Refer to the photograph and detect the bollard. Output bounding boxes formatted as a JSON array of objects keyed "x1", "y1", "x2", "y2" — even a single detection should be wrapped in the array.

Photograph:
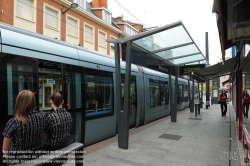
[
  {"x1": 211, "y1": 98, "x2": 213, "y2": 105},
  {"x1": 195, "y1": 104, "x2": 198, "y2": 117},
  {"x1": 198, "y1": 103, "x2": 200, "y2": 115}
]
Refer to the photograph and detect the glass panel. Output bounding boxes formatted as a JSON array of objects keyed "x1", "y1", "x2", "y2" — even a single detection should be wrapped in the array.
[
  {"x1": 121, "y1": 76, "x2": 137, "y2": 128},
  {"x1": 170, "y1": 54, "x2": 205, "y2": 65},
  {"x1": 63, "y1": 64, "x2": 83, "y2": 142},
  {"x1": 16, "y1": 0, "x2": 33, "y2": 21},
  {"x1": 85, "y1": 25, "x2": 93, "y2": 43},
  {"x1": 149, "y1": 79, "x2": 169, "y2": 108},
  {"x1": 85, "y1": 69, "x2": 113, "y2": 118},
  {"x1": 185, "y1": 62, "x2": 198, "y2": 65},
  {"x1": 45, "y1": 7, "x2": 58, "y2": 29},
  {"x1": 155, "y1": 44, "x2": 199, "y2": 59},
  {"x1": 67, "y1": 17, "x2": 77, "y2": 37},
  {"x1": 98, "y1": 31, "x2": 106, "y2": 47},
  {"x1": 38, "y1": 60, "x2": 62, "y2": 112},
  {"x1": 133, "y1": 25, "x2": 192, "y2": 52},
  {"x1": 0, "y1": 54, "x2": 37, "y2": 116}
]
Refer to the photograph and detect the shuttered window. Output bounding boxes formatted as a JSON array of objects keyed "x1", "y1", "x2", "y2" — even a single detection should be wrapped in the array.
[
  {"x1": 85, "y1": 25, "x2": 93, "y2": 42},
  {"x1": 67, "y1": 17, "x2": 77, "y2": 37},
  {"x1": 45, "y1": 7, "x2": 58, "y2": 30},
  {"x1": 98, "y1": 31, "x2": 106, "y2": 48},
  {"x1": 16, "y1": 0, "x2": 33, "y2": 21}
]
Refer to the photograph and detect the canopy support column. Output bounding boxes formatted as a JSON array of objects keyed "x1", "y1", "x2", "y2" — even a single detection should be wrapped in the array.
[
  {"x1": 118, "y1": 41, "x2": 132, "y2": 149},
  {"x1": 171, "y1": 66, "x2": 178, "y2": 122}
]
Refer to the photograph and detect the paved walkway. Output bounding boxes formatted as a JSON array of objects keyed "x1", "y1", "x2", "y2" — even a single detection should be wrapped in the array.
[{"x1": 83, "y1": 103, "x2": 241, "y2": 166}]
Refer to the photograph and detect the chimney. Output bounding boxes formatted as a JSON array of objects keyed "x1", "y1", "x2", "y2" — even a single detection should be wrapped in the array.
[{"x1": 92, "y1": 0, "x2": 107, "y2": 8}]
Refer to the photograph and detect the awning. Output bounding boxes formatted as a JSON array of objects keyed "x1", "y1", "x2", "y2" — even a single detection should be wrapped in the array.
[
  {"x1": 193, "y1": 57, "x2": 237, "y2": 81},
  {"x1": 107, "y1": 21, "x2": 209, "y2": 73}
]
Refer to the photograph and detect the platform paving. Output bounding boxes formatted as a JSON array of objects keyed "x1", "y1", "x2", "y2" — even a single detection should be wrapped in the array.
[{"x1": 82, "y1": 103, "x2": 241, "y2": 166}]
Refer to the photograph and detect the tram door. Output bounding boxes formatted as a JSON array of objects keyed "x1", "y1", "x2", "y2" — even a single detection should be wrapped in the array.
[
  {"x1": 38, "y1": 60, "x2": 84, "y2": 143},
  {"x1": 0, "y1": 54, "x2": 38, "y2": 163},
  {"x1": 121, "y1": 76, "x2": 137, "y2": 129}
]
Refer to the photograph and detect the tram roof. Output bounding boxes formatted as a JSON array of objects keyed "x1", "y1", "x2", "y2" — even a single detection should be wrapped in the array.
[{"x1": 107, "y1": 21, "x2": 209, "y2": 69}]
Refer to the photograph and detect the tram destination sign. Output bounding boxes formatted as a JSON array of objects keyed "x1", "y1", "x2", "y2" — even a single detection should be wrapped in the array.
[{"x1": 179, "y1": 64, "x2": 205, "y2": 75}]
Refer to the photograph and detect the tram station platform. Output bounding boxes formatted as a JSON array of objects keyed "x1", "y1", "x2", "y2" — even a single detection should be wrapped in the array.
[{"x1": 82, "y1": 103, "x2": 242, "y2": 166}]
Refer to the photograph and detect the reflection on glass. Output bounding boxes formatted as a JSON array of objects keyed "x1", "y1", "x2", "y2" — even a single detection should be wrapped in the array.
[
  {"x1": 149, "y1": 79, "x2": 169, "y2": 108},
  {"x1": 121, "y1": 78, "x2": 136, "y2": 127},
  {"x1": 85, "y1": 75, "x2": 113, "y2": 117},
  {"x1": 7, "y1": 62, "x2": 35, "y2": 115},
  {"x1": 38, "y1": 61, "x2": 62, "y2": 111},
  {"x1": 170, "y1": 54, "x2": 204, "y2": 65},
  {"x1": 133, "y1": 25, "x2": 192, "y2": 52}
]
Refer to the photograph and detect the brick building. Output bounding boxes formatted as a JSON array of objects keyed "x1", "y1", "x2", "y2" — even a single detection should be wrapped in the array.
[{"x1": 0, "y1": 0, "x2": 144, "y2": 56}]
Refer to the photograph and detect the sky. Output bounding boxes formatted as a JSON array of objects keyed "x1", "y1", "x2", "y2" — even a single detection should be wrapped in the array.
[{"x1": 103, "y1": 0, "x2": 232, "y2": 65}]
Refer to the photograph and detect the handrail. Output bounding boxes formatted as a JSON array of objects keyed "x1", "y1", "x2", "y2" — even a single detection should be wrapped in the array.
[{"x1": 13, "y1": 142, "x2": 84, "y2": 166}]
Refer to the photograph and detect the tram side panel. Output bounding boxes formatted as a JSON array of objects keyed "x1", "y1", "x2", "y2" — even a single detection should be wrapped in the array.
[
  {"x1": 78, "y1": 51, "x2": 116, "y2": 146},
  {"x1": 143, "y1": 68, "x2": 170, "y2": 124}
]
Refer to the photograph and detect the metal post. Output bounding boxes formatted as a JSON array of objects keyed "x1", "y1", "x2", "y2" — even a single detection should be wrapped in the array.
[
  {"x1": 236, "y1": 72, "x2": 238, "y2": 121},
  {"x1": 188, "y1": 80, "x2": 191, "y2": 109},
  {"x1": 198, "y1": 83, "x2": 200, "y2": 102},
  {"x1": 119, "y1": 41, "x2": 132, "y2": 149},
  {"x1": 169, "y1": 68, "x2": 173, "y2": 112},
  {"x1": 237, "y1": 51, "x2": 243, "y2": 140},
  {"x1": 171, "y1": 66, "x2": 178, "y2": 122},
  {"x1": 192, "y1": 78, "x2": 195, "y2": 112},
  {"x1": 201, "y1": 82, "x2": 203, "y2": 108},
  {"x1": 195, "y1": 104, "x2": 197, "y2": 117},
  {"x1": 238, "y1": 69, "x2": 243, "y2": 140},
  {"x1": 114, "y1": 43, "x2": 125, "y2": 149},
  {"x1": 205, "y1": 32, "x2": 210, "y2": 109}
]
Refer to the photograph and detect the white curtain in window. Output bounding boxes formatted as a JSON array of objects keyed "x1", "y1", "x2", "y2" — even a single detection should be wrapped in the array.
[
  {"x1": 85, "y1": 26, "x2": 93, "y2": 42},
  {"x1": 103, "y1": 11, "x2": 111, "y2": 24},
  {"x1": 98, "y1": 32, "x2": 105, "y2": 47},
  {"x1": 67, "y1": 17, "x2": 77, "y2": 37},
  {"x1": 76, "y1": 0, "x2": 86, "y2": 9},
  {"x1": 16, "y1": 0, "x2": 33, "y2": 21},
  {"x1": 45, "y1": 7, "x2": 58, "y2": 29}
]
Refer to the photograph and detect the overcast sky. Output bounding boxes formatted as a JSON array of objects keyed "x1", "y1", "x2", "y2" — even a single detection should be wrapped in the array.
[{"x1": 104, "y1": 0, "x2": 232, "y2": 65}]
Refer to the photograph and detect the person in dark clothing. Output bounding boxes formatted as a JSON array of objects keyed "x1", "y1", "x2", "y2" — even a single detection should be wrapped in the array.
[
  {"x1": 243, "y1": 89, "x2": 250, "y2": 118},
  {"x1": 44, "y1": 92, "x2": 73, "y2": 165},
  {"x1": 219, "y1": 90, "x2": 227, "y2": 117},
  {"x1": 2, "y1": 90, "x2": 46, "y2": 165}
]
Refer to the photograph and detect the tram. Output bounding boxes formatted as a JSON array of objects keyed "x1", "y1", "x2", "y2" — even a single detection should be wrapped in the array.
[{"x1": 0, "y1": 23, "x2": 196, "y2": 146}]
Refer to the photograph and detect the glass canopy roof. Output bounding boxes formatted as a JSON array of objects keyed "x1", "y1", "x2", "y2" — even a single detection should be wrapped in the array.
[{"x1": 107, "y1": 21, "x2": 209, "y2": 68}]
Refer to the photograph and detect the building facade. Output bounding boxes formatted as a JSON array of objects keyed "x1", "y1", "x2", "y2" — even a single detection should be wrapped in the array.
[{"x1": 0, "y1": 0, "x2": 144, "y2": 56}]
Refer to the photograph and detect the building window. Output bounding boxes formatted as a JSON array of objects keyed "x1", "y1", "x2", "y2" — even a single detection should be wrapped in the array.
[
  {"x1": 75, "y1": 0, "x2": 86, "y2": 10},
  {"x1": 125, "y1": 25, "x2": 137, "y2": 36},
  {"x1": 67, "y1": 17, "x2": 78, "y2": 37},
  {"x1": 45, "y1": 6, "x2": 59, "y2": 30},
  {"x1": 84, "y1": 25, "x2": 93, "y2": 43},
  {"x1": 98, "y1": 31, "x2": 106, "y2": 48},
  {"x1": 103, "y1": 10, "x2": 111, "y2": 24},
  {"x1": 16, "y1": 0, "x2": 34, "y2": 21}
]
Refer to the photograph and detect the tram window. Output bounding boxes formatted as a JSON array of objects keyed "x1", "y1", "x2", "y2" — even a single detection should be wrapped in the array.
[
  {"x1": 121, "y1": 74, "x2": 137, "y2": 125},
  {"x1": 0, "y1": 54, "x2": 38, "y2": 115},
  {"x1": 149, "y1": 79, "x2": 169, "y2": 107},
  {"x1": 85, "y1": 69, "x2": 113, "y2": 118},
  {"x1": 38, "y1": 60, "x2": 62, "y2": 112},
  {"x1": 63, "y1": 64, "x2": 82, "y2": 110}
]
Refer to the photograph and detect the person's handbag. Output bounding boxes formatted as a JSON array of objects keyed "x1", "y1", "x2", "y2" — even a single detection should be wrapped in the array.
[{"x1": 218, "y1": 100, "x2": 221, "y2": 104}]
